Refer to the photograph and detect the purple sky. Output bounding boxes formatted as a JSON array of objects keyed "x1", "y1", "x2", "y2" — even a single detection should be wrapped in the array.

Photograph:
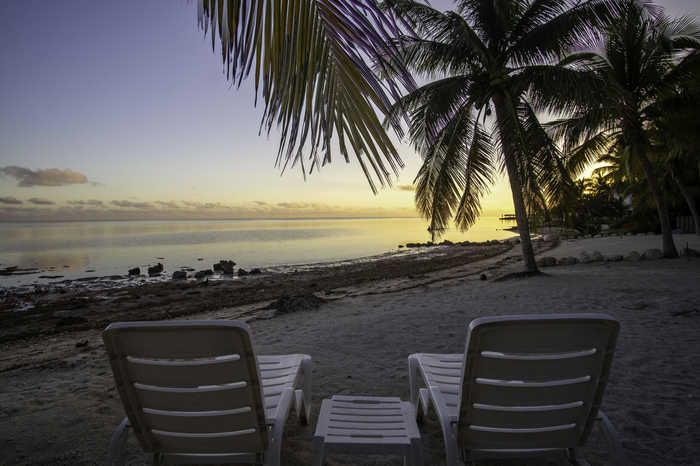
[{"x1": 1, "y1": 0, "x2": 698, "y2": 221}]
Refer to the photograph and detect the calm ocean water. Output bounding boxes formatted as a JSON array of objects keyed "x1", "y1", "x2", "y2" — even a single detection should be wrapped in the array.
[{"x1": 0, "y1": 217, "x2": 516, "y2": 287}]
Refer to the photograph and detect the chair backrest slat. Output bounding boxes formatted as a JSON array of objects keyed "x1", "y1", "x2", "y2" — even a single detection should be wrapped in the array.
[
  {"x1": 459, "y1": 314, "x2": 619, "y2": 451},
  {"x1": 126, "y1": 355, "x2": 250, "y2": 387},
  {"x1": 103, "y1": 321, "x2": 268, "y2": 455}
]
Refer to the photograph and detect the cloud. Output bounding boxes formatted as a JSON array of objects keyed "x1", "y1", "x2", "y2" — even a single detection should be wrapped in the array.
[
  {"x1": 28, "y1": 197, "x2": 55, "y2": 205},
  {"x1": 395, "y1": 184, "x2": 415, "y2": 192},
  {"x1": 68, "y1": 199, "x2": 104, "y2": 206},
  {"x1": 0, "y1": 166, "x2": 89, "y2": 187},
  {"x1": 179, "y1": 201, "x2": 226, "y2": 209},
  {"x1": 0, "y1": 196, "x2": 23, "y2": 205},
  {"x1": 277, "y1": 202, "x2": 318, "y2": 209},
  {"x1": 111, "y1": 200, "x2": 152, "y2": 209},
  {"x1": 155, "y1": 200, "x2": 180, "y2": 209}
]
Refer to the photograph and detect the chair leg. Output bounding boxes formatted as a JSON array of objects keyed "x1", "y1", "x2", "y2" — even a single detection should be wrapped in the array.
[
  {"x1": 108, "y1": 417, "x2": 130, "y2": 466},
  {"x1": 267, "y1": 424, "x2": 283, "y2": 466},
  {"x1": 442, "y1": 422, "x2": 459, "y2": 466},
  {"x1": 408, "y1": 356, "x2": 420, "y2": 413},
  {"x1": 311, "y1": 437, "x2": 325, "y2": 466},
  {"x1": 301, "y1": 356, "x2": 312, "y2": 424},
  {"x1": 597, "y1": 410, "x2": 628, "y2": 466}
]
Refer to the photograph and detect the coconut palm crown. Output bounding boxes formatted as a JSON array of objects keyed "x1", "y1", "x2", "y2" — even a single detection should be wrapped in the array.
[
  {"x1": 384, "y1": 0, "x2": 617, "y2": 272},
  {"x1": 549, "y1": 0, "x2": 700, "y2": 257}
]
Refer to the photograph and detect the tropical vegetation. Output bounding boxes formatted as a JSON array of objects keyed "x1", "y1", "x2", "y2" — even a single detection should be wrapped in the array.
[
  {"x1": 194, "y1": 0, "x2": 700, "y2": 270},
  {"x1": 550, "y1": 1, "x2": 700, "y2": 256}
]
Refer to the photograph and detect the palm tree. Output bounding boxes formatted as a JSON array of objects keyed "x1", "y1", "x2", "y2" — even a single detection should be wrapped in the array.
[
  {"x1": 194, "y1": 0, "x2": 415, "y2": 193},
  {"x1": 383, "y1": 0, "x2": 616, "y2": 272},
  {"x1": 550, "y1": 1, "x2": 700, "y2": 257},
  {"x1": 649, "y1": 68, "x2": 700, "y2": 234}
]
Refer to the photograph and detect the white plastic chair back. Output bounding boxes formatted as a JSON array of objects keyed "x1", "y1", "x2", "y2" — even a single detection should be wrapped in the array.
[
  {"x1": 458, "y1": 314, "x2": 619, "y2": 450},
  {"x1": 103, "y1": 321, "x2": 268, "y2": 457}
]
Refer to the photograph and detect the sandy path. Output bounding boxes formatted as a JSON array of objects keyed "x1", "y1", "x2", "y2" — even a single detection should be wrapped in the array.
[{"x1": 1, "y1": 241, "x2": 699, "y2": 465}]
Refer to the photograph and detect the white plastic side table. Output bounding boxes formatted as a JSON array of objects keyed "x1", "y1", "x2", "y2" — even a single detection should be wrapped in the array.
[{"x1": 312, "y1": 395, "x2": 424, "y2": 466}]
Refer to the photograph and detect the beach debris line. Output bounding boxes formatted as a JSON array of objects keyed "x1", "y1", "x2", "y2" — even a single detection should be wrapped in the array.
[{"x1": 263, "y1": 294, "x2": 326, "y2": 316}]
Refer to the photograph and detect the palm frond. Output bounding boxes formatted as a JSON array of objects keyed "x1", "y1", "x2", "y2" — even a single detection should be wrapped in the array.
[
  {"x1": 196, "y1": 0, "x2": 415, "y2": 192},
  {"x1": 454, "y1": 120, "x2": 495, "y2": 230},
  {"x1": 510, "y1": 0, "x2": 617, "y2": 66},
  {"x1": 414, "y1": 107, "x2": 477, "y2": 238}
]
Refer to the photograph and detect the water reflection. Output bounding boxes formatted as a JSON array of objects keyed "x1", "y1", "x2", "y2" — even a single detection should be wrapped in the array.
[{"x1": 0, "y1": 217, "x2": 516, "y2": 287}]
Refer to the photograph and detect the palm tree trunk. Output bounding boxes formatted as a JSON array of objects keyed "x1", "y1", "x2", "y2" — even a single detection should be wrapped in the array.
[
  {"x1": 636, "y1": 149, "x2": 678, "y2": 257},
  {"x1": 671, "y1": 171, "x2": 700, "y2": 235},
  {"x1": 492, "y1": 93, "x2": 539, "y2": 272}
]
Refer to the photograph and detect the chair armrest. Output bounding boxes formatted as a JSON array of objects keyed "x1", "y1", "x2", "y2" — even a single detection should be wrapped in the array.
[
  {"x1": 109, "y1": 417, "x2": 131, "y2": 466},
  {"x1": 596, "y1": 410, "x2": 628, "y2": 466}
]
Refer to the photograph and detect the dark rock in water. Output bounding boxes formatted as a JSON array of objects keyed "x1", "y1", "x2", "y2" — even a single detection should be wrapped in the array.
[
  {"x1": 194, "y1": 269, "x2": 213, "y2": 279},
  {"x1": 128, "y1": 267, "x2": 140, "y2": 276},
  {"x1": 197, "y1": 258, "x2": 204, "y2": 261},
  {"x1": 85, "y1": 269, "x2": 96, "y2": 273},
  {"x1": 214, "y1": 260, "x2": 236, "y2": 275},
  {"x1": 250, "y1": 268, "x2": 262, "y2": 275},
  {"x1": 148, "y1": 263, "x2": 164, "y2": 276},
  {"x1": 39, "y1": 275, "x2": 65, "y2": 279},
  {"x1": 238, "y1": 268, "x2": 249, "y2": 276},
  {"x1": 398, "y1": 244, "x2": 404, "y2": 248},
  {"x1": 405, "y1": 242, "x2": 419, "y2": 248},
  {"x1": 606, "y1": 254, "x2": 624, "y2": 262},
  {"x1": 265, "y1": 295, "x2": 326, "y2": 316},
  {"x1": 480, "y1": 273, "x2": 487, "y2": 280},
  {"x1": 172, "y1": 270, "x2": 187, "y2": 280},
  {"x1": 156, "y1": 257, "x2": 165, "y2": 260},
  {"x1": 75, "y1": 340, "x2": 89, "y2": 348},
  {"x1": 441, "y1": 240, "x2": 454, "y2": 246}
]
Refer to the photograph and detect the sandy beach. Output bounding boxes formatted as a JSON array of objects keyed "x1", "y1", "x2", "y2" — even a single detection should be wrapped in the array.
[{"x1": 1, "y1": 234, "x2": 699, "y2": 465}]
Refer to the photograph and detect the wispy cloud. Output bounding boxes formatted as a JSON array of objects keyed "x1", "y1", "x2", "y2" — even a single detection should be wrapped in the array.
[
  {"x1": 395, "y1": 184, "x2": 415, "y2": 192},
  {"x1": 28, "y1": 197, "x2": 55, "y2": 205},
  {"x1": 0, "y1": 198, "x2": 418, "y2": 221},
  {"x1": 155, "y1": 200, "x2": 180, "y2": 209},
  {"x1": 0, "y1": 196, "x2": 23, "y2": 205},
  {"x1": 68, "y1": 199, "x2": 104, "y2": 206},
  {"x1": 0, "y1": 166, "x2": 89, "y2": 187},
  {"x1": 111, "y1": 200, "x2": 152, "y2": 208}
]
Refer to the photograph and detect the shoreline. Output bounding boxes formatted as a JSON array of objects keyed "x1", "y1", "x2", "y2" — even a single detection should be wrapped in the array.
[{"x1": 2, "y1": 238, "x2": 557, "y2": 346}]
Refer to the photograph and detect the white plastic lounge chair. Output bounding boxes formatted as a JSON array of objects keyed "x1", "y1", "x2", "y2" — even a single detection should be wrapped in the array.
[
  {"x1": 408, "y1": 314, "x2": 626, "y2": 466},
  {"x1": 102, "y1": 320, "x2": 311, "y2": 465}
]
